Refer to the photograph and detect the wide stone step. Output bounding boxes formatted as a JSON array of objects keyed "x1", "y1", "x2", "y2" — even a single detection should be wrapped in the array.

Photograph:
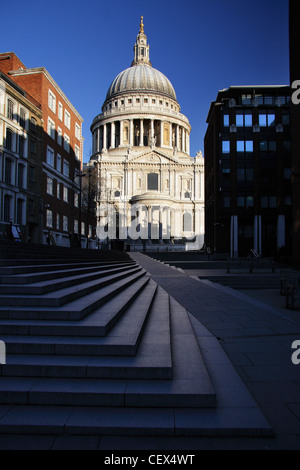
[
  {"x1": 0, "y1": 290, "x2": 215, "y2": 407},
  {"x1": 0, "y1": 264, "x2": 138, "y2": 295},
  {"x1": 0, "y1": 277, "x2": 157, "y2": 354},
  {"x1": 0, "y1": 269, "x2": 147, "y2": 321},
  {"x1": 0, "y1": 260, "x2": 132, "y2": 276},
  {"x1": 0, "y1": 283, "x2": 172, "y2": 382},
  {"x1": 0, "y1": 261, "x2": 135, "y2": 285},
  {"x1": 0, "y1": 266, "x2": 143, "y2": 309}
]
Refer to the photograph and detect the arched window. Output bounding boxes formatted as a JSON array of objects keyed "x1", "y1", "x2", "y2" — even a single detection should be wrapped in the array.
[{"x1": 147, "y1": 173, "x2": 158, "y2": 191}]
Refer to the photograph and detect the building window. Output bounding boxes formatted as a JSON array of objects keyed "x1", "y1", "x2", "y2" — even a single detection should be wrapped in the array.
[
  {"x1": 223, "y1": 114, "x2": 229, "y2": 127},
  {"x1": 241, "y1": 94, "x2": 252, "y2": 105},
  {"x1": 29, "y1": 166, "x2": 35, "y2": 182},
  {"x1": 58, "y1": 102, "x2": 63, "y2": 120},
  {"x1": 259, "y1": 140, "x2": 276, "y2": 152},
  {"x1": 75, "y1": 144, "x2": 80, "y2": 160},
  {"x1": 46, "y1": 147, "x2": 54, "y2": 167},
  {"x1": 4, "y1": 158, "x2": 12, "y2": 184},
  {"x1": 18, "y1": 164, "x2": 25, "y2": 189},
  {"x1": 74, "y1": 193, "x2": 79, "y2": 207},
  {"x1": 261, "y1": 196, "x2": 277, "y2": 208},
  {"x1": 30, "y1": 117, "x2": 37, "y2": 132},
  {"x1": 63, "y1": 159, "x2": 69, "y2": 177},
  {"x1": 56, "y1": 213, "x2": 60, "y2": 230},
  {"x1": 19, "y1": 108, "x2": 26, "y2": 128},
  {"x1": 147, "y1": 173, "x2": 158, "y2": 190},
  {"x1": 237, "y1": 140, "x2": 253, "y2": 152},
  {"x1": 3, "y1": 195, "x2": 12, "y2": 222},
  {"x1": 46, "y1": 209, "x2": 53, "y2": 228},
  {"x1": 5, "y1": 128, "x2": 13, "y2": 151},
  {"x1": 64, "y1": 134, "x2": 70, "y2": 152},
  {"x1": 259, "y1": 112, "x2": 275, "y2": 127},
  {"x1": 56, "y1": 154, "x2": 61, "y2": 172},
  {"x1": 57, "y1": 182, "x2": 60, "y2": 199},
  {"x1": 75, "y1": 123, "x2": 80, "y2": 140},
  {"x1": 48, "y1": 90, "x2": 56, "y2": 113},
  {"x1": 47, "y1": 118, "x2": 55, "y2": 140},
  {"x1": 19, "y1": 135, "x2": 25, "y2": 157},
  {"x1": 74, "y1": 219, "x2": 78, "y2": 233},
  {"x1": 63, "y1": 215, "x2": 68, "y2": 232},
  {"x1": 63, "y1": 186, "x2": 68, "y2": 202},
  {"x1": 222, "y1": 140, "x2": 230, "y2": 154},
  {"x1": 57, "y1": 127, "x2": 63, "y2": 146},
  {"x1": 28, "y1": 199, "x2": 35, "y2": 215},
  {"x1": 30, "y1": 140, "x2": 36, "y2": 154},
  {"x1": 236, "y1": 113, "x2": 252, "y2": 127},
  {"x1": 7, "y1": 99, "x2": 14, "y2": 120},
  {"x1": 16, "y1": 199, "x2": 24, "y2": 225},
  {"x1": 47, "y1": 176, "x2": 53, "y2": 195},
  {"x1": 64, "y1": 110, "x2": 71, "y2": 129},
  {"x1": 81, "y1": 222, "x2": 85, "y2": 235}
]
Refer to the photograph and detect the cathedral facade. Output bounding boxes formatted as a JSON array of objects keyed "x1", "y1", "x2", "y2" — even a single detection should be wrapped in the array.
[{"x1": 90, "y1": 17, "x2": 204, "y2": 251}]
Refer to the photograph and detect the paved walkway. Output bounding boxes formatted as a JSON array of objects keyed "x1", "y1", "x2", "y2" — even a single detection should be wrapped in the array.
[
  {"x1": 0, "y1": 253, "x2": 299, "y2": 450},
  {"x1": 127, "y1": 253, "x2": 300, "y2": 450}
]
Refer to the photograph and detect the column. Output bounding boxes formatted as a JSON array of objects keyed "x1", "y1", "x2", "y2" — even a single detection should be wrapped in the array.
[
  {"x1": 160, "y1": 121, "x2": 164, "y2": 147},
  {"x1": 97, "y1": 127, "x2": 100, "y2": 152},
  {"x1": 120, "y1": 120, "x2": 123, "y2": 146},
  {"x1": 176, "y1": 125, "x2": 179, "y2": 149},
  {"x1": 277, "y1": 215, "x2": 285, "y2": 250},
  {"x1": 230, "y1": 215, "x2": 238, "y2": 259},
  {"x1": 110, "y1": 122, "x2": 115, "y2": 149},
  {"x1": 139, "y1": 119, "x2": 144, "y2": 146},
  {"x1": 254, "y1": 215, "x2": 262, "y2": 255},
  {"x1": 103, "y1": 124, "x2": 107, "y2": 150},
  {"x1": 129, "y1": 119, "x2": 134, "y2": 146},
  {"x1": 169, "y1": 123, "x2": 172, "y2": 148}
]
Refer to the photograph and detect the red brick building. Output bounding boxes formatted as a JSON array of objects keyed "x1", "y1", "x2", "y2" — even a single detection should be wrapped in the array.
[{"x1": 0, "y1": 52, "x2": 95, "y2": 247}]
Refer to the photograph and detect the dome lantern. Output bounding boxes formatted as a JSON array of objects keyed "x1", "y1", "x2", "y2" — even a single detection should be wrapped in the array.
[{"x1": 131, "y1": 16, "x2": 151, "y2": 67}]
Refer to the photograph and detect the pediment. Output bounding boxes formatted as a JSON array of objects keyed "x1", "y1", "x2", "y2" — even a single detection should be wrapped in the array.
[{"x1": 128, "y1": 149, "x2": 179, "y2": 165}]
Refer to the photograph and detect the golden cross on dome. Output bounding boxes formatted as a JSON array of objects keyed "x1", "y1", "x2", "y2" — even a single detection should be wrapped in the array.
[{"x1": 139, "y1": 16, "x2": 144, "y2": 34}]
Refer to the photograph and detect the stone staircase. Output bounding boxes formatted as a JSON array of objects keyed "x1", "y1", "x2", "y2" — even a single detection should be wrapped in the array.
[{"x1": 0, "y1": 242, "x2": 274, "y2": 437}]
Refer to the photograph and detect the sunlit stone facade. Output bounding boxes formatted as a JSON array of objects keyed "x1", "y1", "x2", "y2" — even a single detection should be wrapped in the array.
[{"x1": 90, "y1": 17, "x2": 204, "y2": 251}]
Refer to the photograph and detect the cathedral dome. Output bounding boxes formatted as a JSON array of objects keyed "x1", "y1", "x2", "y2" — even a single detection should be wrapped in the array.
[{"x1": 105, "y1": 64, "x2": 177, "y2": 102}]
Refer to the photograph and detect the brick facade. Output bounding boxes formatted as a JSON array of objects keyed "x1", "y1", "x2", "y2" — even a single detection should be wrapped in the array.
[{"x1": 0, "y1": 52, "x2": 96, "y2": 248}]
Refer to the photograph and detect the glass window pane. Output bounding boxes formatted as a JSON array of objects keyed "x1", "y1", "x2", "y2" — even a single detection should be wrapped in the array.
[
  {"x1": 269, "y1": 141, "x2": 276, "y2": 151},
  {"x1": 237, "y1": 196, "x2": 245, "y2": 207},
  {"x1": 223, "y1": 115, "x2": 229, "y2": 127},
  {"x1": 246, "y1": 196, "x2": 254, "y2": 207},
  {"x1": 260, "y1": 141, "x2": 268, "y2": 151},
  {"x1": 222, "y1": 141, "x2": 230, "y2": 153},
  {"x1": 237, "y1": 141, "x2": 244, "y2": 152},
  {"x1": 259, "y1": 114, "x2": 267, "y2": 126},
  {"x1": 236, "y1": 115, "x2": 244, "y2": 127},
  {"x1": 261, "y1": 196, "x2": 268, "y2": 208},
  {"x1": 237, "y1": 169, "x2": 244, "y2": 181},
  {"x1": 244, "y1": 114, "x2": 252, "y2": 126},
  {"x1": 268, "y1": 114, "x2": 275, "y2": 126},
  {"x1": 245, "y1": 141, "x2": 253, "y2": 152}
]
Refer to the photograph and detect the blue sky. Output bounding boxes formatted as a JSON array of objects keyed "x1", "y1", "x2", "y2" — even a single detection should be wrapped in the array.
[{"x1": 1, "y1": 0, "x2": 289, "y2": 161}]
